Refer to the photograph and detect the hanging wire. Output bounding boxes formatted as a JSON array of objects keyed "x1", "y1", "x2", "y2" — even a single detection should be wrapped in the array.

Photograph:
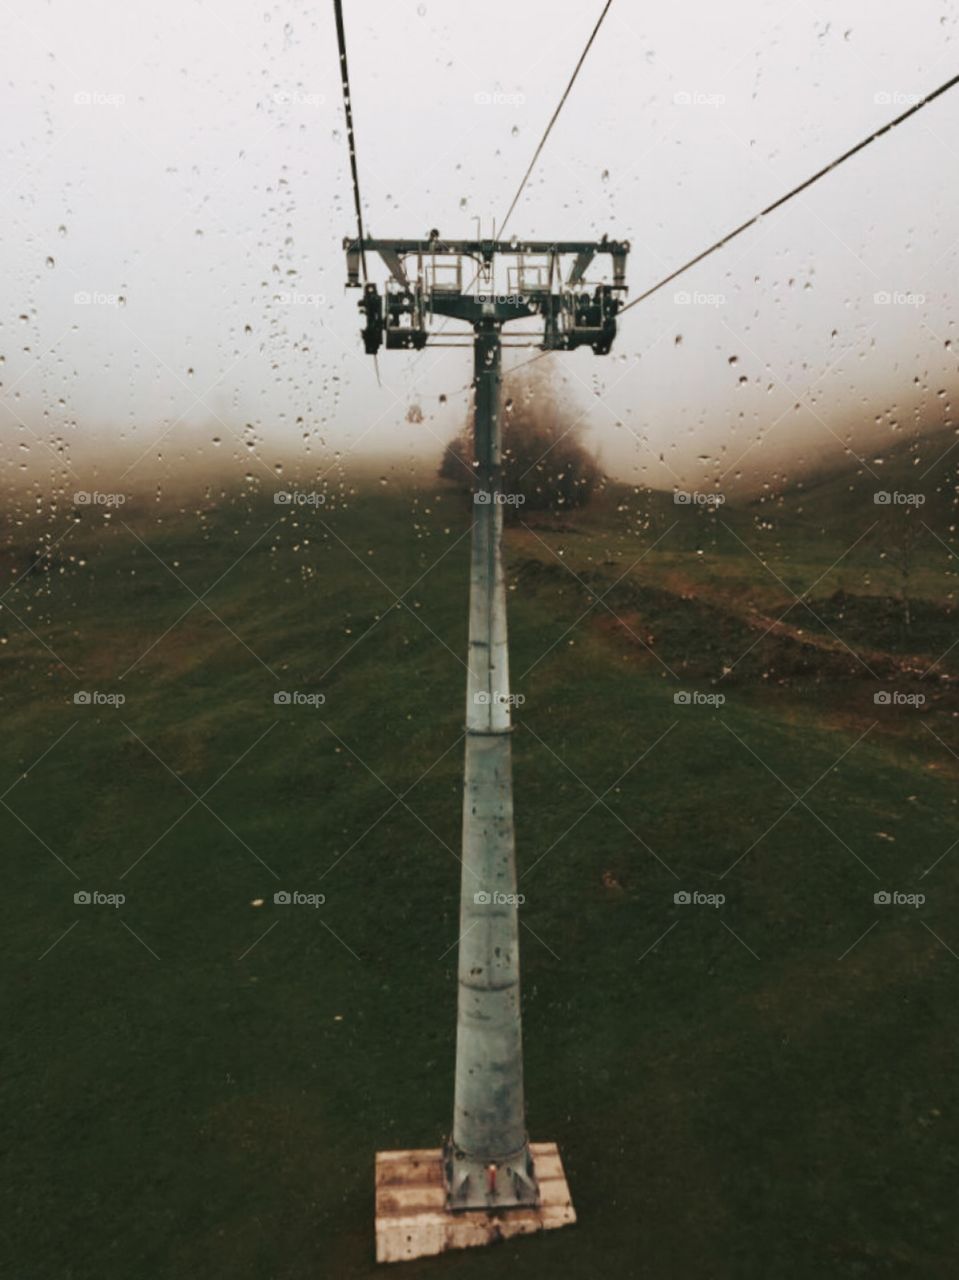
[
  {"x1": 619, "y1": 69, "x2": 959, "y2": 315},
  {"x1": 499, "y1": 0, "x2": 615, "y2": 239}
]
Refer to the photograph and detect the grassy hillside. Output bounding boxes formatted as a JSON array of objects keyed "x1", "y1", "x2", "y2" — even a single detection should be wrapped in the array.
[{"x1": 3, "y1": 454, "x2": 959, "y2": 1278}]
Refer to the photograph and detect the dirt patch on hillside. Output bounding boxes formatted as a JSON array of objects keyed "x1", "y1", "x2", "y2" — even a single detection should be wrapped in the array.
[{"x1": 512, "y1": 557, "x2": 957, "y2": 698}]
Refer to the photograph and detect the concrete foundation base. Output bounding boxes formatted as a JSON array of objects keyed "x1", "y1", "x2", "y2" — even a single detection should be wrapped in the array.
[{"x1": 374, "y1": 1141, "x2": 575, "y2": 1264}]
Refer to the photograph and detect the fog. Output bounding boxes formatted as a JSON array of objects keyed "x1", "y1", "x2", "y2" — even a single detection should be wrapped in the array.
[{"x1": 2, "y1": 0, "x2": 958, "y2": 497}]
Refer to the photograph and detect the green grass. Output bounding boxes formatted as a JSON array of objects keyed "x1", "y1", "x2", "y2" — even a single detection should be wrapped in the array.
[{"x1": 3, "y1": 460, "x2": 959, "y2": 1278}]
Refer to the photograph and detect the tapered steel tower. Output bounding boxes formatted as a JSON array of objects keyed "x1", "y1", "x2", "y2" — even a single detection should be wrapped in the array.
[
  {"x1": 345, "y1": 233, "x2": 629, "y2": 1217},
  {"x1": 445, "y1": 318, "x2": 537, "y2": 1207}
]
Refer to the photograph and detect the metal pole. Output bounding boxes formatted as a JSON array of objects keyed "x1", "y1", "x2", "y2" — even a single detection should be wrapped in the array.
[{"x1": 445, "y1": 319, "x2": 538, "y2": 1210}]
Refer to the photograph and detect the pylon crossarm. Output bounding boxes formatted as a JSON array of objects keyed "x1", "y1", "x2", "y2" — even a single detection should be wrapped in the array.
[{"x1": 344, "y1": 235, "x2": 630, "y2": 355}]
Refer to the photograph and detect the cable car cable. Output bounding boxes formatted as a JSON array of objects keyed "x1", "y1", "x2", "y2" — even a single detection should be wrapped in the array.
[
  {"x1": 333, "y1": 0, "x2": 369, "y2": 281},
  {"x1": 430, "y1": 0, "x2": 614, "y2": 390},
  {"x1": 333, "y1": 0, "x2": 381, "y2": 382},
  {"x1": 619, "y1": 68, "x2": 959, "y2": 316},
  {"x1": 499, "y1": 0, "x2": 615, "y2": 239}
]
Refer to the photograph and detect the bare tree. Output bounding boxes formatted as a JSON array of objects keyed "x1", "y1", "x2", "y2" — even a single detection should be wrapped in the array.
[
  {"x1": 882, "y1": 508, "x2": 922, "y2": 629},
  {"x1": 440, "y1": 361, "x2": 601, "y2": 513}
]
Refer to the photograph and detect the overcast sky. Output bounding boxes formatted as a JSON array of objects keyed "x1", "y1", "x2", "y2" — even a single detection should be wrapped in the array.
[{"x1": 2, "y1": 0, "x2": 958, "y2": 494}]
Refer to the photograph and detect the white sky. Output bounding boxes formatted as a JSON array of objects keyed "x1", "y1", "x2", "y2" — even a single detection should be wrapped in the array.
[{"x1": 2, "y1": 0, "x2": 958, "y2": 493}]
